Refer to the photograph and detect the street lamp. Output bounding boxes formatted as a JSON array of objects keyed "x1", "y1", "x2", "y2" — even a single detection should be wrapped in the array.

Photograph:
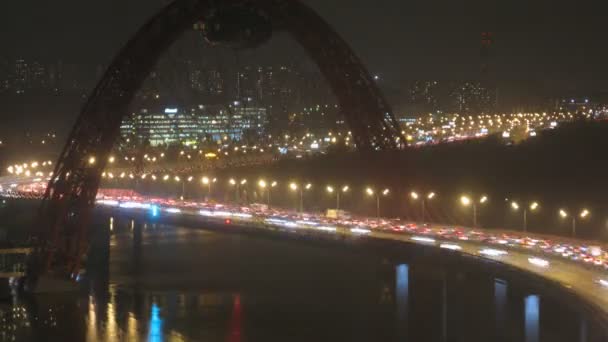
[
  {"x1": 327, "y1": 185, "x2": 349, "y2": 215},
  {"x1": 173, "y1": 176, "x2": 186, "y2": 200},
  {"x1": 367, "y1": 187, "x2": 390, "y2": 219},
  {"x1": 202, "y1": 176, "x2": 217, "y2": 197},
  {"x1": 460, "y1": 194, "x2": 488, "y2": 227},
  {"x1": 258, "y1": 179, "x2": 267, "y2": 189},
  {"x1": 559, "y1": 208, "x2": 590, "y2": 237},
  {"x1": 290, "y1": 182, "x2": 312, "y2": 214},
  {"x1": 511, "y1": 201, "x2": 539, "y2": 232},
  {"x1": 258, "y1": 179, "x2": 277, "y2": 207},
  {"x1": 410, "y1": 191, "x2": 436, "y2": 223},
  {"x1": 229, "y1": 178, "x2": 247, "y2": 203}
]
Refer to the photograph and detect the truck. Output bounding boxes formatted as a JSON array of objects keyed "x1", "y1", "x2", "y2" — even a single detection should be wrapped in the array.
[{"x1": 326, "y1": 209, "x2": 351, "y2": 219}]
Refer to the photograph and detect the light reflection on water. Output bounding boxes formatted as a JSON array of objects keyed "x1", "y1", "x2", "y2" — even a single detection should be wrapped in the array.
[
  {"x1": 148, "y1": 303, "x2": 163, "y2": 342},
  {"x1": 0, "y1": 216, "x2": 598, "y2": 341}
]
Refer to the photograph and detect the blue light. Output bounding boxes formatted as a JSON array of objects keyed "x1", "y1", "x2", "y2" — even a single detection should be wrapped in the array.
[
  {"x1": 395, "y1": 264, "x2": 409, "y2": 338},
  {"x1": 396, "y1": 264, "x2": 409, "y2": 310},
  {"x1": 148, "y1": 303, "x2": 163, "y2": 342},
  {"x1": 151, "y1": 205, "x2": 159, "y2": 217},
  {"x1": 164, "y1": 108, "x2": 178, "y2": 114}
]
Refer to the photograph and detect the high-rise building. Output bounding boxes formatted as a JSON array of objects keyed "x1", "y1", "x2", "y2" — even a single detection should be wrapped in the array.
[
  {"x1": 410, "y1": 81, "x2": 439, "y2": 111},
  {"x1": 123, "y1": 107, "x2": 200, "y2": 146},
  {"x1": 206, "y1": 69, "x2": 224, "y2": 96},
  {"x1": 290, "y1": 103, "x2": 341, "y2": 133},
  {"x1": 235, "y1": 65, "x2": 298, "y2": 133},
  {"x1": 13, "y1": 59, "x2": 28, "y2": 94},
  {"x1": 121, "y1": 103, "x2": 267, "y2": 146},
  {"x1": 198, "y1": 101, "x2": 267, "y2": 141},
  {"x1": 449, "y1": 82, "x2": 495, "y2": 113}
]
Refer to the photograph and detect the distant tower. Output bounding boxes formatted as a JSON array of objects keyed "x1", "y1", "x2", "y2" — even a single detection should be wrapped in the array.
[
  {"x1": 480, "y1": 31, "x2": 494, "y2": 77},
  {"x1": 480, "y1": 31, "x2": 497, "y2": 110}
]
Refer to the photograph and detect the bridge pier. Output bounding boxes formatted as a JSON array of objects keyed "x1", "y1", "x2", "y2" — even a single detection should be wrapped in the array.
[
  {"x1": 440, "y1": 269, "x2": 495, "y2": 341},
  {"x1": 524, "y1": 294, "x2": 540, "y2": 342},
  {"x1": 494, "y1": 278, "x2": 508, "y2": 341},
  {"x1": 579, "y1": 317, "x2": 588, "y2": 342},
  {"x1": 132, "y1": 221, "x2": 143, "y2": 276},
  {"x1": 85, "y1": 216, "x2": 110, "y2": 295},
  {"x1": 87, "y1": 217, "x2": 110, "y2": 271},
  {"x1": 408, "y1": 263, "x2": 446, "y2": 341}
]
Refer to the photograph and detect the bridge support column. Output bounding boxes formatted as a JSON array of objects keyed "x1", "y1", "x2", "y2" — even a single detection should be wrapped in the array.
[
  {"x1": 494, "y1": 278, "x2": 508, "y2": 341},
  {"x1": 579, "y1": 317, "x2": 587, "y2": 342},
  {"x1": 441, "y1": 273, "x2": 447, "y2": 342},
  {"x1": 524, "y1": 294, "x2": 540, "y2": 342},
  {"x1": 395, "y1": 264, "x2": 409, "y2": 340},
  {"x1": 442, "y1": 270, "x2": 495, "y2": 341},
  {"x1": 132, "y1": 221, "x2": 143, "y2": 276},
  {"x1": 86, "y1": 216, "x2": 110, "y2": 279}
]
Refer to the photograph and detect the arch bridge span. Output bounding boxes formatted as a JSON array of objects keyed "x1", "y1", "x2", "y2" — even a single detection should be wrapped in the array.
[{"x1": 33, "y1": 0, "x2": 403, "y2": 276}]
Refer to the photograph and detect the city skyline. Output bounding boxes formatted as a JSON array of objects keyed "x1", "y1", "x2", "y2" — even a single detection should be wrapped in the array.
[{"x1": 1, "y1": 0, "x2": 608, "y2": 103}]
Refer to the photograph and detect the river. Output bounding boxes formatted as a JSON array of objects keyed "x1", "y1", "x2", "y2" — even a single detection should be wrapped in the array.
[{"x1": 0, "y1": 215, "x2": 593, "y2": 341}]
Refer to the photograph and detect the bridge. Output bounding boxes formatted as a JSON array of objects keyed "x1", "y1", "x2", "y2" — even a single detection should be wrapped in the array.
[{"x1": 2, "y1": 0, "x2": 606, "y2": 339}]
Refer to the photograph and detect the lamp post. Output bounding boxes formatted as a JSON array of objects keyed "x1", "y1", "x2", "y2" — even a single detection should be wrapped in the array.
[
  {"x1": 258, "y1": 179, "x2": 277, "y2": 207},
  {"x1": 229, "y1": 178, "x2": 247, "y2": 203},
  {"x1": 202, "y1": 176, "x2": 217, "y2": 198},
  {"x1": 511, "y1": 201, "x2": 539, "y2": 233},
  {"x1": 367, "y1": 187, "x2": 390, "y2": 219},
  {"x1": 411, "y1": 191, "x2": 436, "y2": 223},
  {"x1": 290, "y1": 182, "x2": 312, "y2": 214},
  {"x1": 460, "y1": 194, "x2": 488, "y2": 227},
  {"x1": 174, "y1": 175, "x2": 184, "y2": 200},
  {"x1": 327, "y1": 185, "x2": 349, "y2": 217},
  {"x1": 559, "y1": 208, "x2": 590, "y2": 237}
]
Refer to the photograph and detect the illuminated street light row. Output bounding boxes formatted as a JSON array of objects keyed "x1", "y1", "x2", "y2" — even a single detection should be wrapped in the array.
[
  {"x1": 44, "y1": 171, "x2": 600, "y2": 233},
  {"x1": 6, "y1": 161, "x2": 54, "y2": 175}
]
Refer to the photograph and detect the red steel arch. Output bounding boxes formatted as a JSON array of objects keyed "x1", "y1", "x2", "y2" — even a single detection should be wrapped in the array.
[{"x1": 31, "y1": 0, "x2": 403, "y2": 278}]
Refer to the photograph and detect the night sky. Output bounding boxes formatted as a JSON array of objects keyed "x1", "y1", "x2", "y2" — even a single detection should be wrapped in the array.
[{"x1": 1, "y1": 0, "x2": 607, "y2": 96}]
